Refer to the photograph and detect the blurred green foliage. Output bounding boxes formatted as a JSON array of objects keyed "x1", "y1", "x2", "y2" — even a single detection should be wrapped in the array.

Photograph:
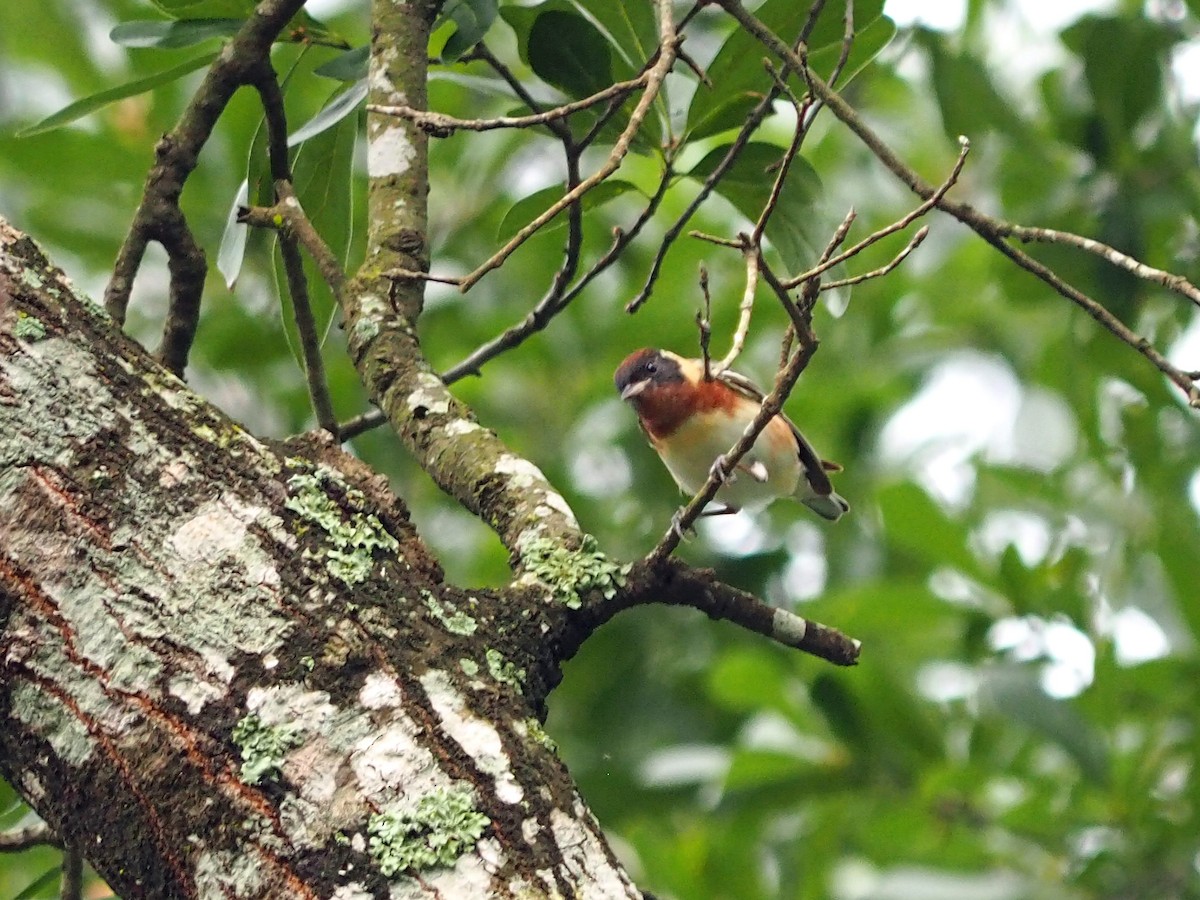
[{"x1": 1, "y1": 0, "x2": 1199, "y2": 898}]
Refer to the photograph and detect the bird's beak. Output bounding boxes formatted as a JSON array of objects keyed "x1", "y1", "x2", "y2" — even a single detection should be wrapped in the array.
[{"x1": 620, "y1": 379, "x2": 649, "y2": 401}]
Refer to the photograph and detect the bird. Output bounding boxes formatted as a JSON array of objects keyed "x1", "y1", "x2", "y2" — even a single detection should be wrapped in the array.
[{"x1": 614, "y1": 348, "x2": 849, "y2": 522}]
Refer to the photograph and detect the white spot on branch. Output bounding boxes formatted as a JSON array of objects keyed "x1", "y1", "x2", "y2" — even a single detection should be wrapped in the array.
[
  {"x1": 368, "y1": 125, "x2": 416, "y2": 177},
  {"x1": 494, "y1": 454, "x2": 548, "y2": 488},
  {"x1": 360, "y1": 672, "x2": 405, "y2": 710},
  {"x1": 420, "y1": 671, "x2": 524, "y2": 805},
  {"x1": 443, "y1": 419, "x2": 482, "y2": 437},
  {"x1": 406, "y1": 372, "x2": 450, "y2": 416}
]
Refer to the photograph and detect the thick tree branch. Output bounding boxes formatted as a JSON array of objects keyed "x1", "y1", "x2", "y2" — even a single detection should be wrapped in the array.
[
  {"x1": 2, "y1": 217, "x2": 641, "y2": 898},
  {"x1": 103, "y1": 0, "x2": 310, "y2": 379}
]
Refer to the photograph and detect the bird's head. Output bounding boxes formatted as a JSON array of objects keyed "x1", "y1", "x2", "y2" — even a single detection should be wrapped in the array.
[{"x1": 613, "y1": 348, "x2": 687, "y2": 404}]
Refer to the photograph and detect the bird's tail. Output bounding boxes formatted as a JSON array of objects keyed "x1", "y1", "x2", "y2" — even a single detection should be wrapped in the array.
[{"x1": 800, "y1": 490, "x2": 850, "y2": 521}]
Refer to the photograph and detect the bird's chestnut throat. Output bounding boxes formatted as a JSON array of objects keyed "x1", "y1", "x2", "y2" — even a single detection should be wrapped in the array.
[{"x1": 631, "y1": 376, "x2": 738, "y2": 439}]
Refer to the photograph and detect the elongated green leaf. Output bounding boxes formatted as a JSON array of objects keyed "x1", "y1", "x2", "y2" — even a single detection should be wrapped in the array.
[
  {"x1": 686, "y1": 142, "x2": 822, "y2": 271},
  {"x1": 497, "y1": 179, "x2": 640, "y2": 241},
  {"x1": 13, "y1": 866, "x2": 62, "y2": 900},
  {"x1": 149, "y1": 0, "x2": 254, "y2": 17},
  {"x1": 217, "y1": 178, "x2": 251, "y2": 290},
  {"x1": 288, "y1": 79, "x2": 367, "y2": 146},
  {"x1": 110, "y1": 18, "x2": 241, "y2": 48},
  {"x1": 18, "y1": 52, "x2": 218, "y2": 137},
  {"x1": 876, "y1": 481, "x2": 982, "y2": 578},
  {"x1": 145, "y1": 0, "x2": 347, "y2": 46}
]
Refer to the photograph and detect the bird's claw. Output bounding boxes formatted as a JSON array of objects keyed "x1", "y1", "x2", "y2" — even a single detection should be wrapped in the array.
[
  {"x1": 670, "y1": 509, "x2": 695, "y2": 542},
  {"x1": 709, "y1": 454, "x2": 735, "y2": 485}
]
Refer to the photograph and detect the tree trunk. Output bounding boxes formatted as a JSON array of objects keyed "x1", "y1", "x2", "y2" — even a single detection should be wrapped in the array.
[{"x1": 0, "y1": 219, "x2": 641, "y2": 898}]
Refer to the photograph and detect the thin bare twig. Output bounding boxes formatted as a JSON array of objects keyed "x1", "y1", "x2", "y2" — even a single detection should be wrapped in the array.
[
  {"x1": 697, "y1": 264, "x2": 714, "y2": 379},
  {"x1": 626, "y1": 559, "x2": 860, "y2": 665},
  {"x1": 456, "y1": 2, "x2": 680, "y2": 293},
  {"x1": 467, "y1": 42, "x2": 573, "y2": 144},
  {"x1": 367, "y1": 74, "x2": 648, "y2": 135},
  {"x1": 821, "y1": 225, "x2": 929, "y2": 290},
  {"x1": 714, "y1": 0, "x2": 1200, "y2": 406},
  {"x1": 383, "y1": 269, "x2": 463, "y2": 286},
  {"x1": 250, "y1": 71, "x2": 339, "y2": 437},
  {"x1": 61, "y1": 847, "x2": 84, "y2": 900},
  {"x1": 1007, "y1": 226, "x2": 1200, "y2": 308},
  {"x1": 783, "y1": 135, "x2": 970, "y2": 288},
  {"x1": 714, "y1": 240, "x2": 760, "y2": 374},
  {"x1": 0, "y1": 822, "x2": 59, "y2": 851},
  {"x1": 438, "y1": 150, "x2": 676, "y2": 384}
]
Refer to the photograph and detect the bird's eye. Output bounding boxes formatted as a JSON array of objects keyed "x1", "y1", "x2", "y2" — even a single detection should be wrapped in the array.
[{"x1": 645, "y1": 361, "x2": 658, "y2": 374}]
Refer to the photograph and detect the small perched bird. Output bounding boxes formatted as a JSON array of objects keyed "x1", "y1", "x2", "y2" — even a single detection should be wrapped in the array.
[{"x1": 614, "y1": 348, "x2": 849, "y2": 521}]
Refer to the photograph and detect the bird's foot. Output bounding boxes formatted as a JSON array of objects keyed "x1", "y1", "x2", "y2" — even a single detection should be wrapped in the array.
[
  {"x1": 670, "y1": 509, "x2": 695, "y2": 541},
  {"x1": 709, "y1": 454, "x2": 735, "y2": 485}
]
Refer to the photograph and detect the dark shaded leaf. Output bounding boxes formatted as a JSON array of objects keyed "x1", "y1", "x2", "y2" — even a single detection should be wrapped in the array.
[
  {"x1": 438, "y1": 0, "x2": 499, "y2": 62},
  {"x1": 314, "y1": 46, "x2": 369, "y2": 82}
]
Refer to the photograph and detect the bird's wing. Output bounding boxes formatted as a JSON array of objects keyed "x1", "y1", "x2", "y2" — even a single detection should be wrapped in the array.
[{"x1": 715, "y1": 368, "x2": 833, "y2": 495}]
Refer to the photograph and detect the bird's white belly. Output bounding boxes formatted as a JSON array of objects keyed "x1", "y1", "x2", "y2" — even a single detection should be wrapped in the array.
[{"x1": 657, "y1": 411, "x2": 800, "y2": 510}]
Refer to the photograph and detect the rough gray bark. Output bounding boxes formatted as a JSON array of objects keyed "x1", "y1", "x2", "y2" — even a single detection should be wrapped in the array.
[{"x1": 0, "y1": 219, "x2": 641, "y2": 898}]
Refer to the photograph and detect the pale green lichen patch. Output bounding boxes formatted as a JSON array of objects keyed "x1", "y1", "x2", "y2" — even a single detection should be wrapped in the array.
[
  {"x1": 486, "y1": 648, "x2": 525, "y2": 693},
  {"x1": 283, "y1": 466, "x2": 399, "y2": 586},
  {"x1": 460, "y1": 658, "x2": 480, "y2": 677},
  {"x1": 422, "y1": 590, "x2": 477, "y2": 636},
  {"x1": 19, "y1": 268, "x2": 44, "y2": 290},
  {"x1": 231, "y1": 714, "x2": 303, "y2": 785},
  {"x1": 367, "y1": 785, "x2": 489, "y2": 876},
  {"x1": 516, "y1": 533, "x2": 630, "y2": 610},
  {"x1": 351, "y1": 316, "x2": 380, "y2": 345},
  {"x1": 14, "y1": 312, "x2": 47, "y2": 342},
  {"x1": 520, "y1": 717, "x2": 557, "y2": 753}
]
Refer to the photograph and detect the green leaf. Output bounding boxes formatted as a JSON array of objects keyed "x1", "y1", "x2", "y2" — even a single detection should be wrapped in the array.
[
  {"x1": 288, "y1": 79, "x2": 367, "y2": 146},
  {"x1": 567, "y1": 0, "x2": 655, "y2": 79},
  {"x1": 804, "y1": 14, "x2": 896, "y2": 92},
  {"x1": 977, "y1": 664, "x2": 1110, "y2": 784},
  {"x1": 438, "y1": 0, "x2": 499, "y2": 62},
  {"x1": 147, "y1": 0, "x2": 255, "y2": 17},
  {"x1": 314, "y1": 46, "x2": 369, "y2": 82},
  {"x1": 144, "y1": 0, "x2": 347, "y2": 47},
  {"x1": 876, "y1": 481, "x2": 981, "y2": 578},
  {"x1": 525, "y1": 9, "x2": 614, "y2": 98},
  {"x1": 497, "y1": 179, "x2": 639, "y2": 241},
  {"x1": 17, "y1": 52, "x2": 218, "y2": 137},
  {"x1": 686, "y1": 0, "x2": 886, "y2": 141},
  {"x1": 685, "y1": 142, "x2": 823, "y2": 271},
  {"x1": 1061, "y1": 16, "x2": 1174, "y2": 165},
  {"x1": 920, "y1": 29, "x2": 1030, "y2": 142},
  {"x1": 110, "y1": 18, "x2": 241, "y2": 48},
  {"x1": 705, "y1": 648, "x2": 794, "y2": 715},
  {"x1": 217, "y1": 178, "x2": 251, "y2": 290},
  {"x1": 13, "y1": 866, "x2": 62, "y2": 900}
]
